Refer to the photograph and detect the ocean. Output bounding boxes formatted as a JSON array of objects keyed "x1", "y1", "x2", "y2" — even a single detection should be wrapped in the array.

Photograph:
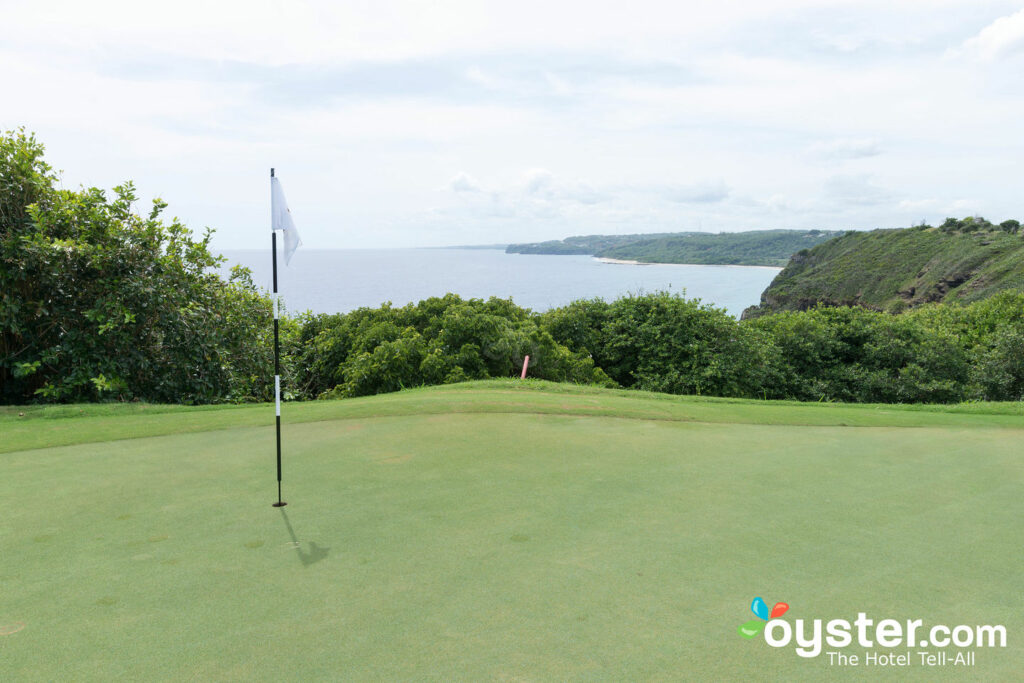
[{"x1": 219, "y1": 248, "x2": 780, "y2": 318}]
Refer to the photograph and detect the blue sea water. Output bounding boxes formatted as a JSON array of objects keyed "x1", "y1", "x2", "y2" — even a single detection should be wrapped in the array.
[{"x1": 219, "y1": 248, "x2": 780, "y2": 318}]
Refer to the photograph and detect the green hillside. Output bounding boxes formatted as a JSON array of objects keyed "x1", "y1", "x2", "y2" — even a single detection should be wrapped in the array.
[
  {"x1": 744, "y1": 219, "x2": 1024, "y2": 318},
  {"x1": 598, "y1": 229, "x2": 841, "y2": 266},
  {"x1": 506, "y1": 232, "x2": 675, "y2": 255},
  {"x1": 2, "y1": 381, "x2": 1022, "y2": 680},
  {"x1": 507, "y1": 230, "x2": 840, "y2": 266}
]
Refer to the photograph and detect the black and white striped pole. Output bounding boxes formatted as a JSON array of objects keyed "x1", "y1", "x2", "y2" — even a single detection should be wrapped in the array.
[{"x1": 271, "y1": 167, "x2": 286, "y2": 508}]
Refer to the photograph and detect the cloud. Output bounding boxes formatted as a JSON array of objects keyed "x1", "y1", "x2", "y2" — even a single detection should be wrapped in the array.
[
  {"x1": 808, "y1": 137, "x2": 882, "y2": 160},
  {"x1": 3, "y1": 1, "x2": 1021, "y2": 248},
  {"x1": 561, "y1": 183, "x2": 606, "y2": 205},
  {"x1": 442, "y1": 168, "x2": 614, "y2": 230},
  {"x1": 463, "y1": 65, "x2": 496, "y2": 88},
  {"x1": 517, "y1": 169, "x2": 608, "y2": 204},
  {"x1": 87, "y1": 50, "x2": 700, "y2": 114},
  {"x1": 3, "y1": 1, "x2": 911, "y2": 68},
  {"x1": 663, "y1": 180, "x2": 730, "y2": 204},
  {"x1": 962, "y1": 9, "x2": 1024, "y2": 61},
  {"x1": 947, "y1": 198, "x2": 975, "y2": 213},
  {"x1": 897, "y1": 198, "x2": 939, "y2": 211},
  {"x1": 824, "y1": 174, "x2": 892, "y2": 206},
  {"x1": 449, "y1": 172, "x2": 482, "y2": 193},
  {"x1": 897, "y1": 197, "x2": 979, "y2": 217},
  {"x1": 522, "y1": 168, "x2": 555, "y2": 196}
]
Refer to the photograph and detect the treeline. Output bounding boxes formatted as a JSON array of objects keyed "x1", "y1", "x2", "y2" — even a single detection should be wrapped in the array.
[
  {"x1": 284, "y1": 290, "x2": 1023, "y2": 404},
  {"x1": 541, "y1": 292, "x2": 1024, "y2": 403},
  {"x1": 1, "y1": 130, "x2": 286, "y2": 404},
  {"x1": 291, "y1": 295, "x2": 612, "y2": 399},
  {"x1": 4, "y1": 129, "x2": 1023, "y2": 406}
]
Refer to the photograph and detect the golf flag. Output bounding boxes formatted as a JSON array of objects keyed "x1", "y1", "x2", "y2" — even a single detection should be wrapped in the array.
[
  {"x1": 271, "y1": 175, "x2": 302, "y2": 264},
  {"x1": 269, "y1": 168, "x2": 301, "y2": 507}
]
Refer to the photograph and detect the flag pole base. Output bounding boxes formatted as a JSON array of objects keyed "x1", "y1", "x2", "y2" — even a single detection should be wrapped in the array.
[{"x1": 272, "y1": 501, "x2": 288, "y2": 507}]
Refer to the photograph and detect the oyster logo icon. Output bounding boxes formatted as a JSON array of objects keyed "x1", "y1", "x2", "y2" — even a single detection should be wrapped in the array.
[{"x1": 738, "y1": 597, "x2": 789, "y2": 638}]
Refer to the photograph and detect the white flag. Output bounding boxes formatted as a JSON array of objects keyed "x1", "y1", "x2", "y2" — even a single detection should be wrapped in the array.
[{"x1": 271, "y1": 175, "x2": 302, "y2": 264}]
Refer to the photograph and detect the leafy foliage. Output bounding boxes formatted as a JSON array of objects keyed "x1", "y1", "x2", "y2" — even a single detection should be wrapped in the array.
[
  {"x1": 1, "y1": 128, "x2": 292, "y2": 404},
  {"x1": 539, "y1": 291, "x2": 1024, "y2": 404},
  {"x1": 539, "y1": 293, "x2": 775, "y2": 397},
  {"x1": 747, "y1": 306, "x2": 969, "y2": 403},
  {"x1": 297, "y1": 294, "x2": 614, "y2": 399}
]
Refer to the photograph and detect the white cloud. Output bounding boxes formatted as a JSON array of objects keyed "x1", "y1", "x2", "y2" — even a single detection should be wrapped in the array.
[
  {"x1": 444, "y1": 169, "x2": 611, "y2": 225},
  {"x1": 767, "y1": 194, "x2": 790, "y2": 211},
  {"x1": 824, "y1": 174, "x2": 892, "y2": 206},
  {"x1": 464, "y1": 66, "x2": 496, "y2": 88},
  {"x1": 664, "y1": 181, "x2": 731, "y2": 204},
  {"x1": 3, "y1": 1, "x2": 1022, "y2": 248},
  {"x1": 808, "y1": 138, "x2": 882, "y2": 160},
  {"x1": 962, "y1": 8, "x2": 1024, "y2": 61},
  {"x1": 449, "y1": 172, "x2": 482, "y2": 192},
  {"x1": 522, "y1": 168, "x2": 556, "y2": 196},
  {"x1": 897, "y1": 198, "x2": 940, "y2": 211}
]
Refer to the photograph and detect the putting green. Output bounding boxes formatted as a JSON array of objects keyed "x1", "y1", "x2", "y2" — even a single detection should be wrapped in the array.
[{"x1": 1, "y1": 381, "x2": 1021, "y2": 680}]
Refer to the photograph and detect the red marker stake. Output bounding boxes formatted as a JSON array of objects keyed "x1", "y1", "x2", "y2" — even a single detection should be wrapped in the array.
[{"x1": 520, "y1": 355, "x2": 530, "y2": 379}]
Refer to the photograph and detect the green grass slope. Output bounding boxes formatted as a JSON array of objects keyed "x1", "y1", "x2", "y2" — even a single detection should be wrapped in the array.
[
  {"x1": 2, "y1": 381, "x2": 1021, "y2": 680},
  {"x1": 745, "y1": 225, "x2": 1024, "y2": 317}
]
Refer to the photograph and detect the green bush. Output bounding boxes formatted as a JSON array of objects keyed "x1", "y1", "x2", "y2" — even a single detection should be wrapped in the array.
[
  {"x1": 541, "y1": 292, "x2": 1013, "y2": 404},
  {"x1": 970, "y1": 324, "x2": 1024, "y2": 401},
  {"x1": 1, "y1": 128, "x2": 289, "y2": 404},
  {"x1": 304, "y1": 295, "x2": 612, "y2": 399},
  {"x1": 749, "y1": 306, "x2": 969, "y2": 403},
  {"x1": 541, "y1": 292, "x2": 778, "y2": 399}
]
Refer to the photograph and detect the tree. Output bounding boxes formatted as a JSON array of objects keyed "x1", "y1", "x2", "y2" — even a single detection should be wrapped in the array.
[{"x1": 1, "y1": 128, "x2": 285, "y2": 404}]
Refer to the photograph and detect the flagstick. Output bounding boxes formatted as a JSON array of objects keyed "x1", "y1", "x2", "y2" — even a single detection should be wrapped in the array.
[{"x1": 271, "y1": 168, "x2": 286, "y2": 508}]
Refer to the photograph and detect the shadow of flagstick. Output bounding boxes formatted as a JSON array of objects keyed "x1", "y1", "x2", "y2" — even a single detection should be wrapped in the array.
[{"x1": 279, "y1": 508, "x2": 329, "y2": 567}]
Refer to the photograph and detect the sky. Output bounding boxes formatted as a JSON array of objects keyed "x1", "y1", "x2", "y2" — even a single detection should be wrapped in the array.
[{"x1": 3, "y1": 0, "x2": 1024, "y2": 249}]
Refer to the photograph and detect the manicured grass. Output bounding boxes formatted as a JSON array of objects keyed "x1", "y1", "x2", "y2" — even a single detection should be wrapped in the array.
[
  {"x1": 3, "y1": 379, "x2": 1023, "y2": 455},
  {"x1": 1, "y1": 381, "x2": 1021, "y2": 679}
]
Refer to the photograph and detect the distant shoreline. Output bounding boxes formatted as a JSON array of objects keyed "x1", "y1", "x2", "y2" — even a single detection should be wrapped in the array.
[{"x1": 595, "y1": 257, "x2": 783, "y2": 270}]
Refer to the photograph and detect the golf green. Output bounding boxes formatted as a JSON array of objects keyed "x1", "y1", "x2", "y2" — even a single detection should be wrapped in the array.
[{"x1": 2, "y1": 381, "x2": 1021, "y2": 680}]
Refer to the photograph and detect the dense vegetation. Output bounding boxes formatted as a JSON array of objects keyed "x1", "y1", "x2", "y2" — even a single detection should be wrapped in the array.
[
  {"x1": 292, "y1": 295, "x2": 612, "y2": 399},
  {"x1": 283, "y1": 289, "x2": 1024, "y2": 404},
  {"x1": 744, "y1": 218, "x2": 1024, "y2": 318},
  {"x1": 0, "y1": 129, "x2": 296, "y2": 404},
  {"x1": 540, "y1": 291, "x2": 1024, "y2": 403},
  {"x1": 5, "y1": 130, "x2": 1023, "y2": 406},
  {"x1": 507, "y1": 229, "x2": 840, "y2": 266}
]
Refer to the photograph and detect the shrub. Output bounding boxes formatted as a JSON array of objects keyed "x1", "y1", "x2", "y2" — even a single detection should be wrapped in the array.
[{"x1": 1, "y1": 128, "x2": 286, "y2": 404}]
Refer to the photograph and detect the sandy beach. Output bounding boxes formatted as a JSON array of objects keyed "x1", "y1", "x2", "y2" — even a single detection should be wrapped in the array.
[{"x1": 594, "y1": 257, "x2": 783, "y2": 271}]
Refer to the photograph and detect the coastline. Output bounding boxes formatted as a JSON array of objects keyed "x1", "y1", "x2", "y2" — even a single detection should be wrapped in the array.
[{"x1": 594, "y1": 257, "x2": 783, "y2": 271}]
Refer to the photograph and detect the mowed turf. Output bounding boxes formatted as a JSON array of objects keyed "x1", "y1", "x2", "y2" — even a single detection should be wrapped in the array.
[{"x1": 1, "y1": 381, "x2": 1021, "y2": 680}]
